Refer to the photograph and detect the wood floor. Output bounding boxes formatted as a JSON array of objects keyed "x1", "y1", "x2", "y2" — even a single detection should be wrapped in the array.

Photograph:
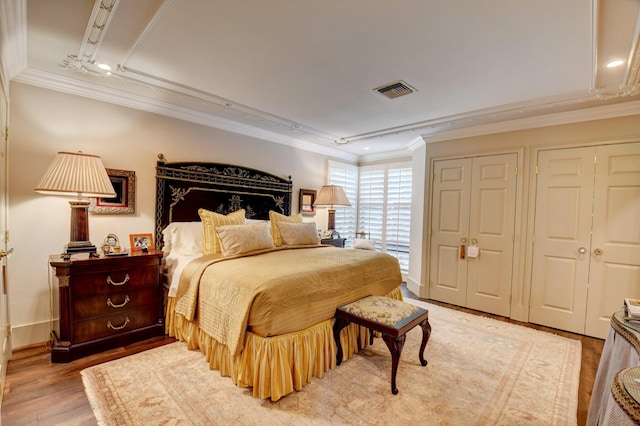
[{"x1": 1, "y1": 293, "x2": 604, "y2": 426}]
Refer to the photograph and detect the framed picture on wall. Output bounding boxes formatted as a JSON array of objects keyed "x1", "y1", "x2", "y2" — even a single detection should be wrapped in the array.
[
  {"x1": 299, "y1": 189, "x2": 316, "y2": 216},
  {"x1": 90, "y1": 169, "x2": 136, "y2": 214}
]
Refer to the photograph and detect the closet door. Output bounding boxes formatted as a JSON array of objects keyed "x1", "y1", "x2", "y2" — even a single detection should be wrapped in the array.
[
  {"x1": 429, "y1": 158, "x2": 471, "y2": 307},
  {"x1": 585, "y1": 142, "x2": 640, "y2": 337},
  {"x1": 429, "y1": 154, "x2": 517, "y2": 317},
  {"x1": 529, "y1": 147, "x2": 594, "y2": 334},
  {"x1": 466, "y1": 154, "x2": 517, "y2": 317}
]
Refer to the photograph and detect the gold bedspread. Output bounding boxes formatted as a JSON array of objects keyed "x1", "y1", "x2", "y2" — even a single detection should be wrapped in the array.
[
  {"x1": 166, "y1": 287, "x2": 403, "y2": 401},
  {"x1": 174, "y1": 246, "x2": 402, "y2": 356}
]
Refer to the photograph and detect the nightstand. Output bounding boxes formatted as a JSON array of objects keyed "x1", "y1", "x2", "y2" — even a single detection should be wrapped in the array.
[
  {"x1": 49, "y1": 250, "x2": 164, "y2": 362},
  {"x1": 321, "y1": 238, "x2": 346, "y2": 248}
]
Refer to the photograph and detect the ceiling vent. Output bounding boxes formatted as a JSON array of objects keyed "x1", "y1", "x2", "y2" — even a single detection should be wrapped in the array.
[{"x1": 374, "y1": 80, "x2": 416, "y2": 99}]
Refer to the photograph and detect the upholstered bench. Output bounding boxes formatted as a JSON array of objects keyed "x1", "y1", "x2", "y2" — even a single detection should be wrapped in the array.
[{"x1": 333, "y1": 295, "x2": 431, "y2": 394}]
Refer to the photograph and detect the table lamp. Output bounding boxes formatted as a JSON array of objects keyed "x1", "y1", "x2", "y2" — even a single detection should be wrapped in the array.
[
  {"x1": 35, "y1": 151, "x2": 116, "y2": 254},
  {"x1": 313, "y1": 184, "x2": 351, "y2": 237}
]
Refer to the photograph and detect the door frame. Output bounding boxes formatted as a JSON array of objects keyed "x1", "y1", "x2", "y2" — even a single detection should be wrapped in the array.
[{"x1": 424, "y1": 147, "x2": 525, "y2": 319}]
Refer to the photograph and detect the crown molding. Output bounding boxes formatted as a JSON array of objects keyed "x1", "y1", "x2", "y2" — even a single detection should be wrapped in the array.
[
  {"x1": 13, "y1": 67, "x2": 361, "y2": 162},
  {"x1": 422, "y1": 98, "x2": 640, "y2": 143}
]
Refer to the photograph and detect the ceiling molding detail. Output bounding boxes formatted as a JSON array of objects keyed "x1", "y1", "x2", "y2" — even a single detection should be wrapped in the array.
[
  {"x1": 13, "y1": 67, "x2": 360, "y2": 162},
  {"x1": 423, "y1": 99, "x2": 640, "y2": 144},
  {"x1": 9, "y1": 0, "x2": 640, "y2": 162},
  {"x1": 343, "y1": 87, "x2": 640, "y2": 145},
  {"x1": 626, "y1": 30, "x2": 640, "y2": 88},
  {"x1": 60, "y1": 0, "x2": 120, "y2": 75}
]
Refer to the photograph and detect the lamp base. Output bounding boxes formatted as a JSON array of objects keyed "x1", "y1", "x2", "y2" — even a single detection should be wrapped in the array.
[
  {"x1": 65, "y1": 241, "x2": 97, "y2": 254},
  {"x1": 67, "y1": 200, "x2": 96, "y2": 254}
]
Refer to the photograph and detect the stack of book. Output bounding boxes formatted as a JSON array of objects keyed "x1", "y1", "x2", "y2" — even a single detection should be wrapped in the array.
[{"x1": 624, "y1": 298, "x2": 640, "y2": 322}]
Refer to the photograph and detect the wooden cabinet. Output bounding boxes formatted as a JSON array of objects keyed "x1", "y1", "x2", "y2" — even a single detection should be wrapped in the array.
[{"x1": 50, "y1": 250, "x2": 164, "y2": 362}]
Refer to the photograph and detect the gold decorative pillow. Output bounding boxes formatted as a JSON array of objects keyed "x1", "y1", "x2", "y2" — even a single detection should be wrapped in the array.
[
  {"x1": 198, "y1": 208, "x2": 245, "y2": 254},
  {"x1": 276, "y1": 222, "x2": 320, "y2": 246},
  {"x1": 268, "y1": 211, "x2": 303, "y2": 247},
  {"x1": 215, "y1": 222, "x2": 274, "y2": 257}
]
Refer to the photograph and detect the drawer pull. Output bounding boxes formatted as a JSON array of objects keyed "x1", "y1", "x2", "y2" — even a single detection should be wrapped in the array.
[
  {"x1": 107, "y1": 295, "x2": 130, "y2": 309},
  {"x1": 107, "y1": 316, "x2": 130, "y2": 331},
  {"x1": 107, "y1": 274, "x2": 130, "y2": 286}
]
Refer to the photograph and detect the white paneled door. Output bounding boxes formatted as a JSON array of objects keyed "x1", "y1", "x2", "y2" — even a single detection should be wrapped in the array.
[
  {"x1": 429, "y1": 153, "x2": 517, "y2": 317},
  {"x1": 529, "y1": 142, "x2": 640, "y2": 339}
]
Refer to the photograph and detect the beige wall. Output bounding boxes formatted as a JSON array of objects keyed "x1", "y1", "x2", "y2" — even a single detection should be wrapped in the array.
[
  {"x1": 8, "y1": 82, "x2": 332, "y2": 347},
  {"x1": 421, "y1": 113, "x2": 640, "y2": 321}
]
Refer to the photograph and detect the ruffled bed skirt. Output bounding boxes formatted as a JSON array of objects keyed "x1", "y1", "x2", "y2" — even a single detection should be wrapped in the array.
[{"x1": 165, "y1": 287, "x2": 403, "y2": 401}]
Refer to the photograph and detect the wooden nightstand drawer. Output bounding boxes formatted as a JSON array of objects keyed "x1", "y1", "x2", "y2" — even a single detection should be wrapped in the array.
[
  {"x1": 72, "y1": 265, "x2": 158, "y2": 297},
  {"x1": 72, "y1": 287, "x2": 159, "y2": 320},
  {"x1": 72, "y1": 307, "x2": 160, "y2": 344}
]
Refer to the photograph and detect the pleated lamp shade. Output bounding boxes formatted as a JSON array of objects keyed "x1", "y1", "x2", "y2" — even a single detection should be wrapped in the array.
[
  {"x1": 313, "y1": 185, "x2": 351, "y2": 233},
  {"x1": 35, "y1": 151, "x2": 116, "y2": 254},
  {"x1": 35, "y1": 151, "x2": 116, "y2": 198},
  {"x1": 313, "y1": 185, "x2": 351, "y2": 208}
]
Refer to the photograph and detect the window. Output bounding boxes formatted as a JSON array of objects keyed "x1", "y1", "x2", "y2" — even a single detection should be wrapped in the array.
[
  {"x1": 328, "y1": 161, "x2": 358, "y2": 241},
  {"x1": 329, "y1": 160, "x2": 412, "y2": 274},
  {"x1": 385, "y1": 167, "x2": 412, "y2": 273},
  {"x1": 358, "y1": 169, "x2": 385, "y2": 249}
]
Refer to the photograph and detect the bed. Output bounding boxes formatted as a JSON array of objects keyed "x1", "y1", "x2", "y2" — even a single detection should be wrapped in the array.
[{"x1": 156, "y1": 155, "x2": 403, "y2": 401}]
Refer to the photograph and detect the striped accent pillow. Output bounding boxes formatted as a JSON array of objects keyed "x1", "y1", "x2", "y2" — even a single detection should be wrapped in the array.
[
  {"x1": 198, "y1": 208, "x2": 245, "y2": 254},
  {"x1": 268, "y1": 211, "x2": 303, "y2": 247}
]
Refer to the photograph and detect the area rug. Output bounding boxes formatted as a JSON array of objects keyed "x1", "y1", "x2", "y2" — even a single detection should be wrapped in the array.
[{"x1": 82, "y1": 299, "x2": 581, "y2": 425}]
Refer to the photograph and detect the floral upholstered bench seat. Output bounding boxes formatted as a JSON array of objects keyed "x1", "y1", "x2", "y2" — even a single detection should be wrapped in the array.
[{"x1": 333, "y1": 295, "x2": 431, "y2": 394}]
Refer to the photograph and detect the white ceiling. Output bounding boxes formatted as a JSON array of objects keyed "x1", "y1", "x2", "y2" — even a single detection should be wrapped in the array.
[{"x1": 7, "y1": 0, "x2": 640, "y2": 161}]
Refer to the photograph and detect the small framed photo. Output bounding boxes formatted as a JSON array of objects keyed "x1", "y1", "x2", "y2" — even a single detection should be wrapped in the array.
[
  {"x1": 90, "y1": 169, "x2": 136, "y2": 214},
  {"x1": 129, "y1": 233, "x2": 153, "y2": 252},
  {"x1": 299, "y1": 189, "x2": 316, "y2": 216}
]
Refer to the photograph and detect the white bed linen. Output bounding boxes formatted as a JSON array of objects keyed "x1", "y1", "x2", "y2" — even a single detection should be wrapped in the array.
[{"x1": 165, "y1": 253, "x2": 201, "y2": 297}]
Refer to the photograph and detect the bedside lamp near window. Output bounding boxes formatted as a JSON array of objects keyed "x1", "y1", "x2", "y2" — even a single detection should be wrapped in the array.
[
  {"x1": 313, "y1": 184, "x2": 351, "y2": 237},
  {"x1": 35, "y1": 151, "x2": 116, "y2": 255}
]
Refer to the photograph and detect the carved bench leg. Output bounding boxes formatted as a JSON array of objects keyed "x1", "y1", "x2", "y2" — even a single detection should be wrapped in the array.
[
  {"x1": 333, "y1": 317, "x2": 350, "y2": 366},
  {"x1": 382, "y1": 334, "x2": 406, "y2": 395},
  {"x1": 419, "y1": 319, "x2": 431, "y2": 367}
]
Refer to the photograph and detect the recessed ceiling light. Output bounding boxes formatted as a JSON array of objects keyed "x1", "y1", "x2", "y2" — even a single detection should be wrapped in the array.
[
  {"x1": 97, "y1": 63, "x2": 112, "y2": 71},
  {"x1": 363, "y1": 147, "x2": 370, "y2": 150},
  {"x1": 606, "y1": 60, "x2": 624, "y2": 68}
]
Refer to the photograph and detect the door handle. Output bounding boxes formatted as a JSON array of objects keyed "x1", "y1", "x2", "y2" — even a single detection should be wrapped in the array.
[
  {"x1": 470, "y1": 238, "x2": 478, "y2": 245},
  {"x1": 0, "y1": 248, "x2": 13, "y2": 259},
  {"x1": 578, "y1": 247, "x2": 587, "y2": 255},
  {"x1": 593, "y1": 248, "x2": 603, "y2": 256}
]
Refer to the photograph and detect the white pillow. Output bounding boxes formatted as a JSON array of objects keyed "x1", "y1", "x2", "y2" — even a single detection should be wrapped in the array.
[
  {"x1": 161, "y1": 222, "x2": 204, "y2": 256},
  {"x1": 276, "y1": 222, "x2": 320, "y2": 246},
  {"x1": 353, "y1": 238, "x2": 375, "y2": 250},
  {"x1": 215, "y1": 222, "x2": 275, "y2": 257}
]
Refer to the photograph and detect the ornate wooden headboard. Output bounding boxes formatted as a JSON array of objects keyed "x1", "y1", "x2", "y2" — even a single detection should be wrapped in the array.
[{"x1": 154, "y1": 154, "x2": 292, "y2": 249}]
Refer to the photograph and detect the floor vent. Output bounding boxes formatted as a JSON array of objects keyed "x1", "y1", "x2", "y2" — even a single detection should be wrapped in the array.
[{"x1": 374, "y1": 81, "x2": 416, "y2": 99}]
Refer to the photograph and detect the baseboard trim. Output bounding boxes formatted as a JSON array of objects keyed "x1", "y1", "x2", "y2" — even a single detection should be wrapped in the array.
[
  {"x1": 12, "y1": 320, "x2": 57, "y2": 350},
  {"x1": 405, "y1": 276, "x2": 425, "y2": 299}
]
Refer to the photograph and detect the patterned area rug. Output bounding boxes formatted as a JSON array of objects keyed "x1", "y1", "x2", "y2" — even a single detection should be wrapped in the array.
[{"x1": 82, "y1": 299, "x2": 581, "y2": 425}]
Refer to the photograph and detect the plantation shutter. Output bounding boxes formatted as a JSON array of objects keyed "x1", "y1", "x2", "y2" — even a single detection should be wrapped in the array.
[
  {"x1": 328, "y1": 161, "x2": 358, "y2": 241},
  {"x1": 385, "y1": 167, "x2": 412, "y2": 274},
  {"x1": 358, "y1": 170, "x2": 385, "y2": 250}
]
